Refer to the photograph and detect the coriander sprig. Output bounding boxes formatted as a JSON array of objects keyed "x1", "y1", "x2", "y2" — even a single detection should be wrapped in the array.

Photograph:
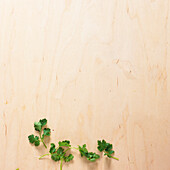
[
  {"x1": 28, "y1": 118, "x2": 51, "y2": 148},
  {"x1": 97, "y1": 139, "x2": 119, "y2": 160},
  {"x1": 78, "y1": 144, "x2": 100, "y2": 162},
  {"x1": 39, "y1": 141, "x2": 74, "y2": 170}
]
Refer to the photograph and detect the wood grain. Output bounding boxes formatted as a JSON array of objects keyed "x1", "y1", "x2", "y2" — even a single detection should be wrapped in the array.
[{"x1": 0, "y1": 0, "x2": 170, "y2": 170}]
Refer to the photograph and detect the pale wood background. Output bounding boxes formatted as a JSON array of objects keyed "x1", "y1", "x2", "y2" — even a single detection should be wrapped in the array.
[{"x1": 0, "y1": 0, "x2": 170, "y2": 170}]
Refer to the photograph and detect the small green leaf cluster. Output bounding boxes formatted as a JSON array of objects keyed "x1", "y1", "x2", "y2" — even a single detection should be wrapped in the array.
[
  {"x1": 28, "y1": 118, "x2": 51, "y2": 148},
  {"x1": 97, "y1": 140, "x2": 119, "y2": 160},
  {"x1": 49, "y1": 141, "x2": 74, "y2": 163},
  {"x1": 28, "y1": 135, "x2": 40, "y2": 146},
  {"x1": 78, "y1": 144, "x2": 100, "y2": 162}
]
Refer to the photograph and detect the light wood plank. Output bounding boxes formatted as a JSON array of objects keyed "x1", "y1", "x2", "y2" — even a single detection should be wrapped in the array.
[{"x1": 0, "y1": 0, "x2": 170, "y2": 169}]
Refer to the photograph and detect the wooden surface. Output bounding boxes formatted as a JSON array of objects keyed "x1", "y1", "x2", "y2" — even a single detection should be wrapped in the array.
[{"x1": 0, "y1": 0, "x2": 170, "y2": 170}]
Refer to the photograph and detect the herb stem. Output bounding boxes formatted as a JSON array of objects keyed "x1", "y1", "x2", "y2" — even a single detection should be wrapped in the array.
[
  {"x1": 39, "y1": 132, "x2": 47, "y2": 148},
  {"x1": 63, "y1": 148, "x2": 71, "y2": 155},
  {"x1": 72, "y1": 147, "x2": 79, "y2": 150},
  {"x1": 63, "y1": 146, "x2": 79, "y2": 156},
  {"x1": 42, "y1": 141, "x2": 47, "y2": 148},
  {"x1": 111, "y1": 156, "x2": 119, "y2": 161},
  {"x1": 39, "y1": 153, "x2": 51, "y2": 159},
  {"x1": 60, "y1": 158, "x2": 63, "y2": 170}
]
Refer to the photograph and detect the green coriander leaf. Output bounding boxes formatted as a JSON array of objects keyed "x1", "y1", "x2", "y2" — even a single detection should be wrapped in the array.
[
  {"x1": 43, "y1": 128, "x2": 51, "y2": 136},
  {"x1": 39, "y1": 118, "x2": 47, "y2": 127},
  {"x1": 34, "y1": 122, "x2": 42, "y2": 132},
  {"x1": 89, "y1": 158, "x2": 96, "y2": 162},
  {"x1": 49, "y1": 143, "x2": 56, "y2": 154},
  {"x1": 29, "y1": 118, "x2": 50, "y2": 149},
  {"x1": 34, "y1": 118, "x2": 47, "y2": 131},
  {"x1": 34, "y1": 140, "x2": 40, "y2": 146},
  {"x1": 79, "y1": 144, "x2": 100, "y2": 162},
  {"x1": 28, "y1": 135, "x2": 40, "y2": 146},
  {"x1": 51, "y1": 153, "x2": 60, "y2": 161},
  {"x1": 34, "y1": 136, "x2": 40, "y2": 146},
  {"x1": 35, "y1": 136, "x2": 39, "y2": 140},
  {"x1": 59, "y1": 140, "x2": 71, "y2": 147},
  {"x1": 107, "y1": 150, "x2": 114, "y2": 155},
  {"x1": 64, "y1": 154, "x2": 74, "y2": 162},
  {"x1": 105, "y1": 143, "x2": 113, "y2": 152},
  {"x1": 87, "y1": 152, "x2": 100, "y2": 162},
  {"x1": 28, "y1": 134, "x2": 35, "y2": 143},
  {"x1": 97, "y1": 140, "x2": 107, "y2": 152},
  {"x1": 57, "y1": 147, "x2": 64, "y2": 156},
  {"x1": 78, "y1": 144, "x2": 88, "y2": 157},
  {"x1": 104, "y1": 149, "x2": 115, "y2": 158},
  {"x1": 97, "y1": 140, "x2": 117, "y2": 159}
]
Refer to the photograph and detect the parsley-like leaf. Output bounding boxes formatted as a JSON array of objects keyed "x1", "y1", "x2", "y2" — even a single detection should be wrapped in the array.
[
  {"x1": 40, "y1": 142, "x2": 74, "y2": 169},
  {"x1": 87, "y1": 152, "x2": 100, "y2": 162},
  {"x1": 28, "y1": 135, "x2": 40, "y2": 146},
  {"x1": 51, "y1": 153, "x2": 60, "y2": 162},
  {"x1": 39, "y1": 118, "x2": 47, "y2": 127},
  {"x1": 78, "y1": 144, "x2": 100, "y2": 162},
  {"x1": 78, "y1": 144, "x2": 88, "y2": 157},
  {"x1": 49, "y1": 143, "x2": 56, "y2": 154},
  {"x1": 34, "y1": 122, "x2": 42, "y2": 132},
  {"x1": 28, "y1": 118, "x2": 50, "y2": 148},
  {"x1": 105, "y1": 143, "x2": 113, "y2": 152},
  {"x1": 28, "y1": 134, "x2": 35, "y2": 143},
  {"x1": 43, "y1": 128, "x2": 51, "y2": 136},
  {"x1": 57, "y1": 147, "x2": 65, "y2": 156},
  {"x1": 97, "y1": 140, "x2": 118, "y2": 160},
  {"x1": 34, "y1": 118, "x2": 47, "y2": 132},
  {"x1": 64, "y1": 154, "x2": 74, "y2": 162},
  {"x1": 59, "y1": 140, "x2": 71, "y2": 147},
  {"x1": 97, "y1": 140, "x2": 107, "y2": 152},
  {"x1": 34, "y1": 137, "x2": 40, "y2": 146}
]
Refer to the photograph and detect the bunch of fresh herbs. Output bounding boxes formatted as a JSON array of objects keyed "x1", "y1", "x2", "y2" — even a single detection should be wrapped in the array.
[{"x1": 28, "y1": 118, "x2": 118, "y2": 170}]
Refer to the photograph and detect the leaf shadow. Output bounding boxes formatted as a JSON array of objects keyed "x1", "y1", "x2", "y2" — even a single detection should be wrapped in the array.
[
  {"x1": 105, "y1": 157, "x2": 111, "y2": 169},
  {"x1": 43, "y1": 135, "x2": 51, "y2": 145}
]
